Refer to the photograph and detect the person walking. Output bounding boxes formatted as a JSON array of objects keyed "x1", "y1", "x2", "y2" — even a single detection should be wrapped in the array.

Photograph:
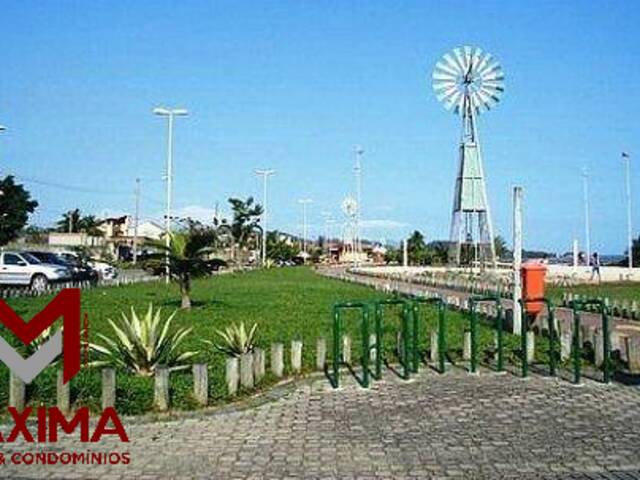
[{"x1": 590, "y1": 252, "x2": 601, "y2": 283}]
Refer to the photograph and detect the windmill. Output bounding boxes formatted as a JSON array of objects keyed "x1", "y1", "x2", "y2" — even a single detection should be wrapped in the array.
[{"x1": 432, "y1": 45, "x2": 504, "y2": 267}]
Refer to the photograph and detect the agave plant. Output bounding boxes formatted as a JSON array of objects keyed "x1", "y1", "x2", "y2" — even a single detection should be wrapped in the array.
[
  {"x1": 90, "y1": 304, "x2": 198, "y2": 376},
  {"x1": 207, "y1": 322, "x2": 257, "y2": 357}
]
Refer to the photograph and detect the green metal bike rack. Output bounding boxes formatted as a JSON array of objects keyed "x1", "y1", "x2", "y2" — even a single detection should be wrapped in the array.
[
  {"x1": 569, "y1": 299, "x2": 611, "y2": 385},
  {"x1": 330, "y1": 302, "x2": 371, "y2": 389},
  {"x1": 469, "y1": 296, "x2": 504, "y2": 374},
  {"x1": 518, "y1": 298, "x2": 557, "y2": 378},
  {"x1": 411, "y1": 296, "x2": 447, "y2": 374},
  {"x1": 374, "y1": 298, "x2": 412, "y2": 380}
]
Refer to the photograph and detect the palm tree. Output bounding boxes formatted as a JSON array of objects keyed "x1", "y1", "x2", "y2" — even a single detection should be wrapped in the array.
[{"x1": 148, "y1": 228, "x2": 217, "y2": 309}]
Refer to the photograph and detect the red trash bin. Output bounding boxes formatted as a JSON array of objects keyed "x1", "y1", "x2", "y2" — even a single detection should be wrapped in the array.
[{"x1": 520, "y1": 262, "x2": 547, "y2": 315}]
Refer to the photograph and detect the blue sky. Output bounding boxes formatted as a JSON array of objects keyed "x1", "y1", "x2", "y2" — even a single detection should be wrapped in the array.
[{"x1": 0, "y1": 1, "x2": 638, "y2": 254}]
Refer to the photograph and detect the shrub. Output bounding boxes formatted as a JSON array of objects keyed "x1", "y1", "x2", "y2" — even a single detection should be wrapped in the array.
[{"x1": 90, "y1": 303, "x2": 198, "y2": 376}]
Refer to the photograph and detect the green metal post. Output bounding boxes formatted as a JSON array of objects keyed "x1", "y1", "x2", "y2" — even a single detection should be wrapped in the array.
[
  {"x1": 603, "y1": 307, "x2": 611, "y2": 384},
  {"x1": 496, "y1": 303, "x2": 504, "y2": 372},
  {"x1": 438, "y1": 302, "x2": 446, "y2": 374},
  {"x1": 332, "y1": 306, "x2": 340, "y2": 388},
  {"x1": 375, "y1": 306, "x2": 382, "y2": 380},
  {"x1": 520, "y1": 302, "x2": 528, "y2": 378},
  {"x1": 470, "y1": 304, "x2": 478, "y2": 374},
  {"x1": 402, "y1": 304, "x2": 410, "y2": 380},
  {"x1": 548, "y1": 305, "x2": 556, "y2": 377},
  {"x1": 411, "y1": 304, "x2": 420, "y2": 373},
  {"x1": 361, "y1": 307, "x2": 370, "y2": 388},
  {"x1": 572, "y1": 309, "x2": 581, "y2": 385}
]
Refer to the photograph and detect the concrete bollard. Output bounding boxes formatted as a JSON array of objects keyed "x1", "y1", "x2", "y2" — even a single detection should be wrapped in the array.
[
  {"x1": 271, "y1": 343, "x2": 284, "y2": 378},
  {"x1": 253, "y1": 348, "x2": 265, "y2": 383},
  {"x1": 561, "y1": 331, "x2": 572, "y2": 361},
  {"x1": 226, "y1": 357, "x2": 239, "y2": 395},
  {"x1": 9, "y1": 372, "x2": 25, "y2": 411},
  {"x1": 102, "y1": 368, "x2": 116, "y2": 409},
  {"x1": 626, "y1": 336, "x2": 640, "y2": 373},
  {"x1": 240, "y1": 352, "x2": 254, "y2": 389},
  {"x1": 430, "y1": 330, "x2": 439, "y2": 364},
  {"x1": 595, "y1": 330, "x2": 606, "y2": 367},
  {"x1": 154, "y1": 368, "x2": 170, "y2": 411},
  {"x1": 291, "y1": 340, "x2": 303, "y2": 373},
  {"x1": 192, "y1": 364, "x2": 208, "y2": 406},
  {"x1": 316, "y1": 338, "x2": 327, "y2": 371},
  {"x1": 526, "y1": 331, "x2": 535, "y2": 363},
  {"x1": 369, "y1": 334, "x2": 377, "y2": 362},
  {"x1": 57, "y1": 370, "x2": 70, "y2": 414},
  {"x1": 463, "y1": 330, "x2": 472, "y2": 361},
  {"x1": 343, "y1": 335, "x2": 352, "y2": 364}
]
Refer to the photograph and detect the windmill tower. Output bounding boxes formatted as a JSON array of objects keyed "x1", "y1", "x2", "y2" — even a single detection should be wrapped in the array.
[{"x1": 432, "y1": 46, "x2": 505, "y2": 268}]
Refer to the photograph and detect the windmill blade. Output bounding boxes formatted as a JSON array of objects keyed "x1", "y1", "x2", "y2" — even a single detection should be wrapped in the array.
[
  {"x1": 474, "y1": 53, "x2": 493, "y2": 76},
  {"x1": 453, "y1": 47, "x2": 468, "y2": 74},
  {"x1": 474, "y1": 89, "x2": 494, "y2": 111},
  {"x1": 443, "y1": 90, "x2": 462, "y2": 111},
  {"x1": 436, "y1": 83, "x2": 459, "y2": 102},
  {"x1": 478, "y1": 61, "x2": 502, "y2": 78},
  {"x1": 433, "y1": 81, "x2": 457, "y2": 93},
  {"x1": 435, "y1": 60, "x2": 459, "y2": 77},
  {"x1": 478, "y1": 86, "x2": 502, "y2": 104},
  {"x1": 432, "y1": 71, "x2": 457, "y2": 82},
  {"x1": 443, "y1": 53, "x2": 463, "y2": 74}
]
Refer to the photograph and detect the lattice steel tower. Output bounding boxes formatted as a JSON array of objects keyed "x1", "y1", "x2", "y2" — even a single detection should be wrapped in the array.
[{"x1": 432, "y1": 46, "x2": 505, "y2": 267}]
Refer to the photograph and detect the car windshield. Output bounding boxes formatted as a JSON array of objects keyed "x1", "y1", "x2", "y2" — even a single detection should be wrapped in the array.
[{"x1": 21, "y1": 253, "x2": 42, "y2": 265}]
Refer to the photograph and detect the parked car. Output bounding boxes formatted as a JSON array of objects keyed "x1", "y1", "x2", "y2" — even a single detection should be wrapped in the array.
[
  {"x1": 26, "y1": 251, "x2": 99, "y2": 284},
  {"x1": 0, "y1": 251, "x2": 72, "y2": 291},
  {"x1": 58, "y1": 252, "x2": 118, "y2": 280}
]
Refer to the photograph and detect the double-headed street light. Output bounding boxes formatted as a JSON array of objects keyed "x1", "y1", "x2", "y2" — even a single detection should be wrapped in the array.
[
  {"x1": 255, "y1": 169, "x2": 276, "y2": 267},
  {"x1": 153, "y1": 107, "x2": 188, "y2": 284}
]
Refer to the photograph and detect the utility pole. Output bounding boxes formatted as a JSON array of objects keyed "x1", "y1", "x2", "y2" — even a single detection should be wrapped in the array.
[
  {"x1": 68, "y1": 211, "x2": 73, "y2": 234},
  {"x1": 623, "y1": 152, "x2": 633, "y2": 270},
  {"x1": 512, "y1": 186, "x2": 523, "y2": 335},
  {"x1": 298, "y1": 199, "x2": 312, "y2": 263},
  {"x1": 582, "y1": 168, "x2": 591, "y2": 265},
  {"x1": 153, "y1": 107, "x2": 188, "y2": 284},
  {"x1": 133, "y1": 178, "x2": 141, "y2": 265},
  {"x1": 255, "y1": 169, "x2": 276, "y2": 267}
]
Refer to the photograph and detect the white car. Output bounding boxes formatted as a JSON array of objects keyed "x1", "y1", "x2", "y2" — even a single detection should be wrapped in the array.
[
  {"x1": 0, "y1": 251, "x2": 72, "y2": 291},
  {"x1": 58, "y1": 252, "x2": 118, "y2": 280}
]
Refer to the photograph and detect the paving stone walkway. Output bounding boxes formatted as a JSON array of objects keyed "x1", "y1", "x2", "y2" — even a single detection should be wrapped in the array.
[{"x1": 1, "y1": 368, "x2": 640, "y2": 479}]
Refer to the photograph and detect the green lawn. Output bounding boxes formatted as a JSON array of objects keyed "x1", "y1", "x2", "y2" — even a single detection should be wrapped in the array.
[
  {"x1": 547, "y1": 282, "x2": 640, "y2": 304},
  {"x1": 0, "y1": 267, "x2": 546, "y2": 415}
]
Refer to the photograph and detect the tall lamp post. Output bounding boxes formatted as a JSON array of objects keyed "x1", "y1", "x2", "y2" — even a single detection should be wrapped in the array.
[
  {"x1": 582, "y1": 167, "x2": 591, "y2": 265},
  {"x1": 623, "y1": 152, "x2": 633, "y2": 270},
  {"x1": 153, "y1": 107, "x2": 188, "y2": 284},
  {"x1": 255, "y1": 169, "x2": 276, "y2": 267},
  {"x1": 354, "y1": 146, "x2": 363, "y2": 257},
  {"x1": 298, "y1": 198, "x2": 312, "y2": 262}
]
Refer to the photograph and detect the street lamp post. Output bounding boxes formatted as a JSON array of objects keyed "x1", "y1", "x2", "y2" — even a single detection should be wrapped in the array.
[
  {"x1": 623, "y1": 152, "x2": 633, "y2": 270},
  {"x1": 153, "y1": 107, "x2": 188, "y2": 284},
  {"x1": 354, "y1": 146, "x2": 363, "y2": 258},
  {"x1": 298, "y1": 199, "x2": 312, "y2": 263},
  {"x1": 255, "y1": 169, "x2": 276, "y2": 267},
  {"x1": 582, "y1": 168, "x2": 591, "y2": 265}
]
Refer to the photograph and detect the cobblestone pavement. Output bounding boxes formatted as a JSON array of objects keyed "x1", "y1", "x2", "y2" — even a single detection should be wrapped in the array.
[{"x1": 1, "y1": 367, "x2": 640, "y2": 479}]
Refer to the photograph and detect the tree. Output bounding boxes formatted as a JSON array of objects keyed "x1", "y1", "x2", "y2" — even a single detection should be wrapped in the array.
[
  {"x1": 494, "y1": 235, "x2": 512, "y2": 260},
  {"x1": 407, "y1": 230, "x2": 431, "y2": 265},
  {"x1": 426, "y1": 241, "x2": 449, "y2": 265},
  {"x1": 0, "y1": 176, "x2": 38, "y2": 246},
  {"x1": 147, "y1": 224, "x2": 217, "y2": 309},
  {"x1": 266, "y1": 231, "x2": 299, "y2": 262},
  {"x1": 384, "y1": 246, "x2": 401, "y2": 264},
  {"x1": 56, "y1": 209, "x2": 103, "y2": 235},
  {"x1": 227, "y1": 197, "x2": 263, "y2": 249},
  {"x1": 624, "y1": 235, "x2": 640, "y2": 267}
]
